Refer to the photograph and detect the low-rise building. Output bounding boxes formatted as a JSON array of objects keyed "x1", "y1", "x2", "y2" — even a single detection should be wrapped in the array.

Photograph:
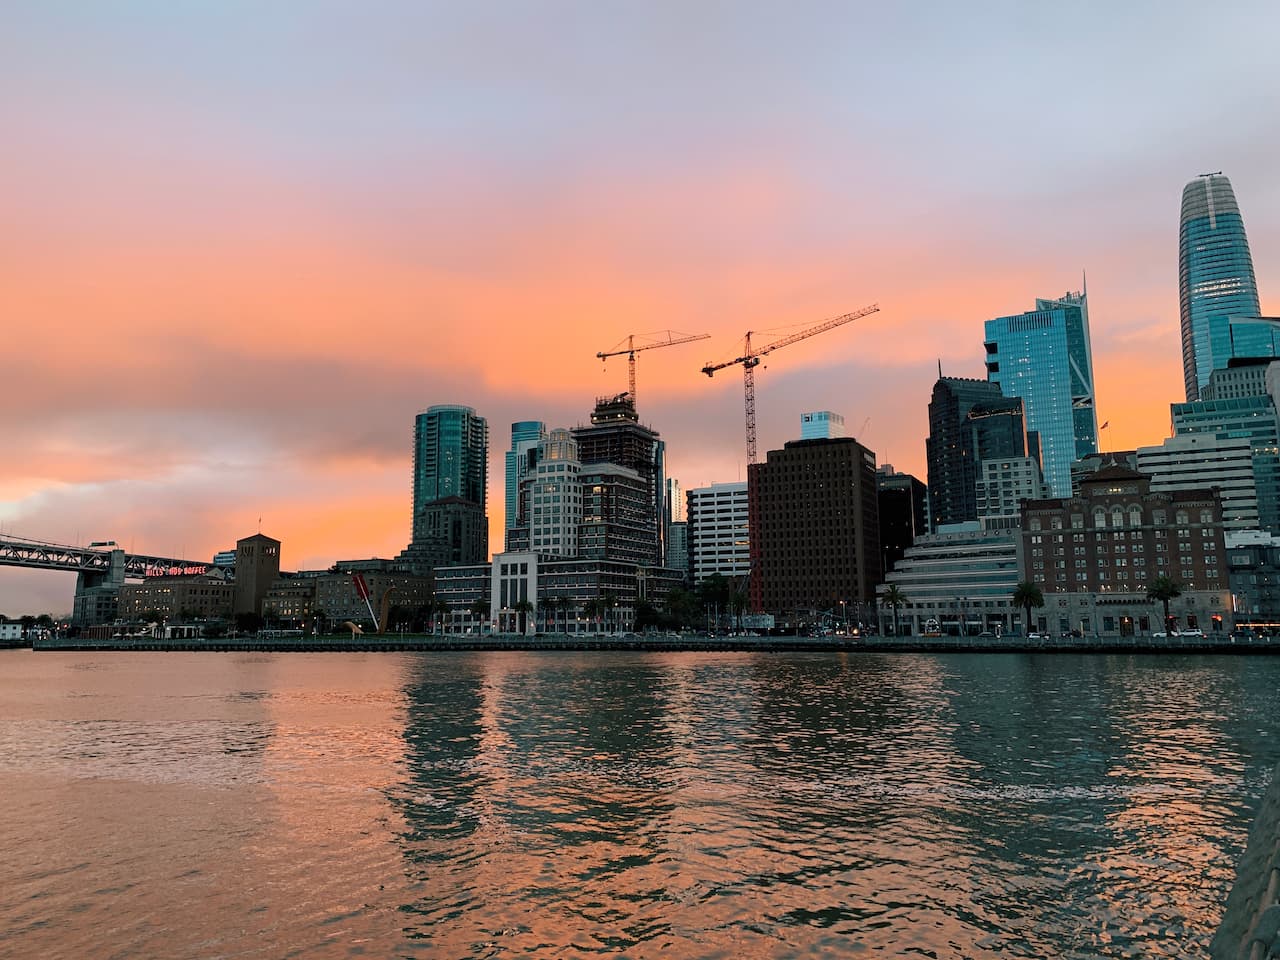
[
  {"x1": 118, "y1": 570, "x2": 234, "y2": 621},
  {"x1": 1020, "y1": 465, "x2": 1231, "y2": 636}
]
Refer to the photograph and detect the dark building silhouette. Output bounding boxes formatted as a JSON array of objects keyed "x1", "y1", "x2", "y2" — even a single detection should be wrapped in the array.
[
  {"x1": 747, "y1": 437, "x2": 880, "y2": 620},
  {"x1": 234, "y1": 533, "x2": 281, "y2": 616},
  {"x1": 572, "y1": 394, "x2": 665, "y2": 566},
  {"x1": 876, "y1": 466, "x2": 928, "y2": 576},
  {"x1": 926, "y1": 377, "x2": 1034, "y2": 528}
]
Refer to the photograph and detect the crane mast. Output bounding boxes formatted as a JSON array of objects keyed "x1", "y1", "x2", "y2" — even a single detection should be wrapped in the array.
[
  {"x1": 701, "y1": 303, "x2": 879, "y2": 464},
  {"x1": 597, "y1": 330, "x2": 710, "y2": 412}
]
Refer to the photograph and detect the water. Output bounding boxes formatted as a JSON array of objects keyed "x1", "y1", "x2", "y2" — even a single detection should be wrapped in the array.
[{"x1": 0, "y1": 650, "x2": 1276, "y2": 958}]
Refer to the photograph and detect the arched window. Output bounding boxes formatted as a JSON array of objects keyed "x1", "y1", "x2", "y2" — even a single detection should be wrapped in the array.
[
  {"x1": 1093, "y1": 508, "x2": 1106, "y2": 528},
  {"x1": 1129, "y1": 506, "x2": 1143, "y2": 527},
  {"x1": 1176, "y1": 510, "x2": 1189, "y2": 525},
  {"x1": 1029, "y1": 518, "x2": 1041, "y2": 532},
  {"x1": 1111, "y1": 507, "x2": 1125, "y2": 528}
]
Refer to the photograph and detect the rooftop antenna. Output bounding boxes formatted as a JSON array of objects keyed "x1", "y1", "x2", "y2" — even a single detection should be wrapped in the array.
[{"x1": 937, "y1": 358, "x2": 943, "y2": 378}]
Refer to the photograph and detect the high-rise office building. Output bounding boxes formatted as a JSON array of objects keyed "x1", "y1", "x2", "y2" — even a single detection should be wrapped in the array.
[
  {"x1": 876, "y1": 466, "x2": 928, "y2": 575},
  {"x1": 505, "y1": 420, "x2": 546, "y2": 531},
  {"x1": 408, "y1": 404, "x2": 489, "y2": 566},
  {"x1": 573, "y1": 394, "x2": 665, "y2": 566},
  {"x1": 1180, "y1": 173, "x2": 1269, "y2": 401},
  {"x1": 748, "y1": 437, "x2": 880, "y2": 618},
  {"x1": 985, "y1": 290, "x2": 1098, "y2": 496},
  {"x1": 926, "y1": 377, "x2": 1033, "y2": 528},
  {"x1": 687, "y1": 481, "x2": 750, "y2": 584}
]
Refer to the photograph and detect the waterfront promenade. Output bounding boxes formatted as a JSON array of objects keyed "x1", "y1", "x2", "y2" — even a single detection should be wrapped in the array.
[{"x1": 34, "y1": 632, "x2": 1280, "y2": 654}]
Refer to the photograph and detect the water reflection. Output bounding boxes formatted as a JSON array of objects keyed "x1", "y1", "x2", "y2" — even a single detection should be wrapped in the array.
[{"x1": 1, "y1": 650, "x2": 1277, "y2": 958}]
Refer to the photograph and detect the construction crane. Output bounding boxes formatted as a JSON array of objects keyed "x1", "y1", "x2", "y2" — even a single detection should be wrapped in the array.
[
  {"x1": 701, "y1": 304, "x2": 880, "y2": 464},
  {"x1": 597, "y1": 330, "x2": 711, "y2": 412}
]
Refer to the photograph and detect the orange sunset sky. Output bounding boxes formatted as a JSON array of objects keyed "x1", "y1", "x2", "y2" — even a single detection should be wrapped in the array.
[{"x1": 3, "y1": 2, "x2": 1279, "y2": 614}]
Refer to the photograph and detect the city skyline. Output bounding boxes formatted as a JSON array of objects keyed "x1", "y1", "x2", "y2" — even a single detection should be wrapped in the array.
[{"x1": 4, "y1": 3, "x2": 1280, "y2": 613}]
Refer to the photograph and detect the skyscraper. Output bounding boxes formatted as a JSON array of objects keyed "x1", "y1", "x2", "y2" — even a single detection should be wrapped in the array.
[
  {"x1": 985, "y1": 290, "x2": 1098, "y2": 496},
  {"x1": 926, "y1": 377, "x2": 1033, "y2": 528},
  {"x1": 572, "y1": 394, "x2": 665, "y2": 566},
  {"x1": 408, "y1": 404, "x2": 489, "y2": 566},
  {"x1": 748, "y1": 437, "x2": 880, "y2": 619},
  {"x1": 505, "y1": 420, "x2": 546, "y2": 531},
  {"x1": 1180, "y1": 173, "x2": 1268, "y2": 401}
]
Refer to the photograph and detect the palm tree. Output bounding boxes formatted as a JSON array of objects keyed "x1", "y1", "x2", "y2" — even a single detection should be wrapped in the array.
[
  {"x1": 433, "y1": 599, "x2": 451, "y2": 635},
  {"x1": 542, "y1": 596, "x2": 561, "y2": 634},
  {"x1": 1012, "y1": 581, "x2": 1044, "y2": 636},
  {"x1": 512, "y1": 600, "x2": 535, "y2": 635},
  {"x1": 583, "y1": 598, "x2": 602, "y2": 633},
  {"x1": 1147, "y1": 575, "x2": 1183, "y2": 632},
  {"x1": 881, "y1": 585, "x2": 907, "y2": 636},
  {"x1": 469, "y1": 598, "x2": 490, "y2": 634}
]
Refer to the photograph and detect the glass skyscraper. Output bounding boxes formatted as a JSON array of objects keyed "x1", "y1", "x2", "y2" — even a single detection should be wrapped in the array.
[
  {"x1": 984, "y1": 291, "x2": 1098, "y2": 497},
  {"x1": 1179, "y1": 173, "x2": 1269, "y2": 401},
  {"x1": 410, "y1": 404, "x2": 489, "y2": 564},
  {"x1": 505, "y1": 420, "x2": 546, "y2": 530}
]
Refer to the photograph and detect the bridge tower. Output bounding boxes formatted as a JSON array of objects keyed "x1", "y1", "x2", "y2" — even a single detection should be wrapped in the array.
[{"x1": 72, "y1": 548, "x2": 127, "y2": 625}]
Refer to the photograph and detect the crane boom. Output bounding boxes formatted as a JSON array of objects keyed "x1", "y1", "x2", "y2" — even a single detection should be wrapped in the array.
[
  {"x1": 700, "y1": 304, "x2": 879, "y2": 464},
  {"x1": 597, "y1": 329, "x2": 710, "y2": 411}
]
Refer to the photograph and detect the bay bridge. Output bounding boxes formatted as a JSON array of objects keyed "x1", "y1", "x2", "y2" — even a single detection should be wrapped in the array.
[{"x1": 0, "y1": 535, "x2": 212, "y2": 620}]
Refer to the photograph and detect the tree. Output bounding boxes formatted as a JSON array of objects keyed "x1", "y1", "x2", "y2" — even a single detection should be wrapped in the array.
[
  {"x1": 881, "y1": 585, "x2": 908, "y2": 636},
  {"x1": 1012, "y1": 581, "x2": 1044, "y2": 635},
  {"x1": 542, "y1": 596, "x2": 561, "y2": 633},
  {"x1": 469, "y1": 599, "x2": 490, "y2": 633},
  {"x1": 1147, "y1": 576, "x2": 1183, "y2": 632},
  {"x1": 433, "y1": 599, "x2": 451, "y2": 635},
  {"x1": 512, "y1": 600, "x2": 535, "y2": 635},
  {"x1": 582, "y1": 598, "x2": 602, "y2": 633}
]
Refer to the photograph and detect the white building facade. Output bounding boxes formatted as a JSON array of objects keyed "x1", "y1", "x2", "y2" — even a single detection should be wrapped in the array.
[{"x1": 686, "y1": 481, "x2": 750, "y2": 584}]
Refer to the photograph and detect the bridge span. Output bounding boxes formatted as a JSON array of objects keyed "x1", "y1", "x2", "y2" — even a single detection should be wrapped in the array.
[{"x1": 0, "y1": 536, "x2": 214, "y2": 621}]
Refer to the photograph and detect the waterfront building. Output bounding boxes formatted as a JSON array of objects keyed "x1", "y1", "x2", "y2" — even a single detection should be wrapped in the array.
[
  {"x1": 433, "y1": 554, "x2": 683, "y2": 635},
  {"x1": 234, "y1": 533, "x2": 281, "y2": 617},
  {"x1": 800, "y1": 411, "x2": 846, "y2": 440},
  {"x1": 261, "y1": 574, "x2": 318, "y2": 625},
  {"x1": 926, "y1": 377, "x2": 1032, "y2": 527},
  {"x1": 1180, "y1": 173, "x2": 1269, "y2": 401},
  {"x1": 313, "y1": 561, "x2": 435, "y2": 629},
  {"x1": 877, "y1": 519, "x2": 1021, "y2": 636},
  {"x1": 505, "y1": 421, "x2": 546, "y2": 531},
  {"x1": 748, "y1": 437, "x2": 880, "y2": 622},
  {"x1": 876, "y1": 465, "x2": 928, "y2": 575},
  {"x1": 1021, "y1": 466, "x2": 1230, "y2": 635},
  {"x1": 1226, "y1": 530, "x2": 1280, "y2": 628},
  {"x1": 408, "y1": 404, "x2": 488, "y2": 566},
  {"x1": 985, "y1": 290, "x2": 1098, "y2": 496},
  {"x1": 1136, "y1": 434, "x2": 1260, "y2": 532},
  {"x1": 686, "y1": 481, "x2": 750, "y2": 585},
  {"x1": 119, "y1": 570, "x2": 234, "y2": 621},
  {"x1": 572, "y1": 394, "x2": 665, "y2": 566},
  {"x1": 975, "y1": 456, "x2": 1049, "y2": 520}
]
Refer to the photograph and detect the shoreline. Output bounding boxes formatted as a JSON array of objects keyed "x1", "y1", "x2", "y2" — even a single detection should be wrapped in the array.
[{"x1": 27, "y1": 633, "x2": 1280, "y2": 654}]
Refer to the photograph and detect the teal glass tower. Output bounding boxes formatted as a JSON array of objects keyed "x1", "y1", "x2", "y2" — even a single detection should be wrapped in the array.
[
  {"x1": 984, "y1": 291, "x2": 1098, "y2": 497},
  {"x1": 1180, "y1": 173, "x2": 1269, "y2": 401},
  {"x1": 505, "y1": 420, "x2": 546, "y2": 530},
  {"x1": 411, "y1": 404, "x2": 489, "y2": 563}
]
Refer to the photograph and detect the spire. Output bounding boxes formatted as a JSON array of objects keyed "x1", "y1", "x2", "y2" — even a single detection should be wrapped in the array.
[{"x1": 937, "y1": 358, "x2": 942, "y2": 378}]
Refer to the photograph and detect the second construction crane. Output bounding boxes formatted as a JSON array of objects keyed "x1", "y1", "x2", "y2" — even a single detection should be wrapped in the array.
[
  {"x1": 701, "y1": 304, "x2": 880, "y2": 464},
  {"x1": 597, "y1": 330, "x2": 710, "y2": 412}
]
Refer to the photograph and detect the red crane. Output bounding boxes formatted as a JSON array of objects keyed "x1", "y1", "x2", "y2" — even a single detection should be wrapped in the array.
[
  {"x1": 701, "y1": 304, "x2": 880, "y2": 464},
  {"x1": 597, "y1": 330, "x2": 710, "y2": 412}
]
